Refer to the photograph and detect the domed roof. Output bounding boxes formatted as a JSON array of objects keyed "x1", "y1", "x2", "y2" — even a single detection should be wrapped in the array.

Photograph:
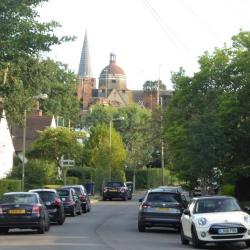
[
  {"x1": 100, "y1": 53, "x2": 125, "y2": 76},
  {"x1": 99, "y1": 53, "x2": 127, "y2": 90}
]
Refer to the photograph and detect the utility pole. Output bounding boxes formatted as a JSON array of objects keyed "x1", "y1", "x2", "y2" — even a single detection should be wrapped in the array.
[{"x1": 160, "y1": 97, "x2": 164, "y2": 186}]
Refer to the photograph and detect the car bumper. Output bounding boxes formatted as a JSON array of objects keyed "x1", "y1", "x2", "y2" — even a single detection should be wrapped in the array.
[
  {"x1": 103, "y1": 192, "x2": 127, "y2": 199},
  {"x1": 0, "y1": 216, "x2": 41, "y2": 229},
  {"x1": 47, "y1": 208, "x2": 61, "y2": 221},
  {"x1": 139, "y1": 214, "x2": 180, "y2": 228},
  {"x1": 63, "y1": 205, "x2": 74, "y2": 213},
  {"x1": 196, "y1": 225, "x2": 250, "y2": 242}
]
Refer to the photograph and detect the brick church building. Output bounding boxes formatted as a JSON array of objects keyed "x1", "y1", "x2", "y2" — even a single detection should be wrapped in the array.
[{"x1": 76, "y1": 31, "x2": 172, "y2": 111}]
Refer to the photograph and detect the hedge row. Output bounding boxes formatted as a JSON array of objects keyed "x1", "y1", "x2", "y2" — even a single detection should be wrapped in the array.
[{"x1": 0, "y1": 179, "x2": 21, "y2": 196}]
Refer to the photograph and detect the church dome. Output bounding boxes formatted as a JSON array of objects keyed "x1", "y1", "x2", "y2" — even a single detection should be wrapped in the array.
[{"x1": 99, "y1": 53, "x2": 127, "y2": 90}]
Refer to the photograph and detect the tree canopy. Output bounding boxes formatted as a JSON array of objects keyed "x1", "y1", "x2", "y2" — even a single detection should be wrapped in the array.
[{"x1": 165, "y1": 31, "x2": 250, "y2": 187}]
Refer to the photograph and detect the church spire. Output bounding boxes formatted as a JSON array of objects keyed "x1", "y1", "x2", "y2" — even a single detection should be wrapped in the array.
[{"x1": 78, "y1": 30, "x2": 92, "y2": 78}]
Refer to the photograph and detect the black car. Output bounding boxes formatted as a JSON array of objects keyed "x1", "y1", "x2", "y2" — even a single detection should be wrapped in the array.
[
  {"x1": 57, "y1": 188, "x2": 82, "y2": 216},
  {"x1": 102, "y1": 181, "x2": 129, "y2": 201},
  {"x1": 138, "y1": 187, "x2": 188, "y2": 232},
  {"x1": 62, "y1": 185, "x2": 91, "y2": 213},
  {"x1": 29, "y1": 189, "x2": 65, "y2": 225},
  {"x1": 0, "y1": 192, "x2": 50, "y2": 234}
]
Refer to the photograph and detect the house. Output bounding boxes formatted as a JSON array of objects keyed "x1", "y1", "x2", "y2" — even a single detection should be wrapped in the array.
[
  {"x1": 0, "y1": 110, "x2": 15, "y2": 178},
  {"x1": 11, "y1": 109, "x2": 56, "y2": 160}
]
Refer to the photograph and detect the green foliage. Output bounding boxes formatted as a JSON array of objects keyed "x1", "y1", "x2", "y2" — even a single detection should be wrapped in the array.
[
  {"x1": 0, "y1": 179, "x2": 21, "y2": 196},
  {"x1": 143, "y1": 80, "x2": 166, "y2": 92},
  {"x1": 165, "y1": 31, "x2": 250, "y2": 186},
  {"x1": 83, "y1": 123, "x2": 126, "y2": 190},
  {"x1": 7, "y1": 159, "x2": 57, "y2": 191},
  {"x1": 125, "y1": 169, "x2": 171, "y2": 189},
  {"x1": 66, "y1": 177, "x2": 79, "y2": 185},
  {"x1": 220, "y1": 184, "x2": 235, "y2": 196},
  {"x1": 28, "y1": 127, "x2": 84, "y2": 170}
]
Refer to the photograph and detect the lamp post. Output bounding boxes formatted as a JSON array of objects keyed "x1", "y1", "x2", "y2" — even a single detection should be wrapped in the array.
[
  {"x1": 109, "y1": 116, "x2": 124, "y2": 180},
  {"x1": 21, "y1": 94, "x2": 48, "y2": 191}
]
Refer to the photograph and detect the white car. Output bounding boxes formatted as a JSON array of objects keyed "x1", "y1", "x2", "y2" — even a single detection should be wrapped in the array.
[{"x1": 180, "y1": 196, "x2": 250, "y2": 248}]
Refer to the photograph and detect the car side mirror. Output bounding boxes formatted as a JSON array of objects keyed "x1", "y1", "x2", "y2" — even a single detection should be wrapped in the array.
[
  {"x1": 183, "y1": 209, "x2": 191, "y2": 216},
  {"x1": 139, "y1": 198, "x2": 143, "y2": 203},
  {"x1": 244, "y1": 206, "x2": 250, "y2": 212}
]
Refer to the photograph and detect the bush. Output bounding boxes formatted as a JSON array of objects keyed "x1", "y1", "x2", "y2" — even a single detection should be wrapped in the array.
[
  {"x1": 221, "y1": 184, "x2": 235, "y2": 196},
  {"x1": 66, "y1": 177, "x2": 79, "y2": 185},
  {"x1": 0, "y1": 179, "x2": 21, "y2": 196}
]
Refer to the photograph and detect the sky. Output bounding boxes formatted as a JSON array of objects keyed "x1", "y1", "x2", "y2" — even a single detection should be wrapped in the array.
[{"x1": 38, "y1": 0, "x2": 250, "y2": 90}]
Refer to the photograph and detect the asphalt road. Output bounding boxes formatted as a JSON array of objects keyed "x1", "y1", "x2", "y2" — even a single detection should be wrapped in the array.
[{"x1": 0, "y1": 197, "x2": 247, "y2": 250}]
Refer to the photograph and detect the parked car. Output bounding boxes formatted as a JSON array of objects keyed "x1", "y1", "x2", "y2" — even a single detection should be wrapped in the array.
[
  {"x1": 57, "y1": 188, "x2": 82, "y2": 216},
  {"x1": 29, "y1": 189, "x2": 65, "y2": 225},
  {"x1": 125, "y1": 181, "x2": 133, "y2": 200},
  {"x1": 0, "y1": 192, "x2": 50, "y2": 234},
  {"x1": 138, "y1": 187, "x2": 188, "y2": 232},
  {"x1": 102, "y1": 181, "x2": 129, "y2": 201},
  {"x1": 62, "y1": 185, "x2": 91, "y2": 213},
  {"x1": 180, "y1": 196, "x2": 250, "y2": 248}
]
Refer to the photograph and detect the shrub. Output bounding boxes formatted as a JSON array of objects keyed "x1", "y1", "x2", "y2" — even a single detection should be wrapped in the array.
[
  {"x1": 0, "y1": 179, "x2": 21, "y2": 196},
  {"x1": 221, "y1": 184, "x2": 235, "y2": 196}
]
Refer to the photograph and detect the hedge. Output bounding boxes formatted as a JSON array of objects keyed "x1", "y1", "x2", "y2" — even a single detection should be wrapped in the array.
[
  {"x1": 0, "y1": 179, "x2": 21, "y2": 196},
  {"x1": 125, "y1": 168, "x2": 171, "y2": 189}
]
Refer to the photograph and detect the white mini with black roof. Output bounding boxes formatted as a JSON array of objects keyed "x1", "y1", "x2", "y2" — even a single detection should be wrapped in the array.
[{"x1": 180, "y1": 195, "x2": 250, "y2": 248}]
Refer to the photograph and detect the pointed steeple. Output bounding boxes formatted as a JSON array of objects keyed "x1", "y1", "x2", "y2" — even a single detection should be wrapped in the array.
[{"x1": 78, "y1": 30, "x2": 92, "y2": 78}]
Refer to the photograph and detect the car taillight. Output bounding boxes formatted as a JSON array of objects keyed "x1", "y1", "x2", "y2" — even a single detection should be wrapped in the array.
[
  {"x1": 53, "y1": 198, "x2": 61, "y2": 206},
  {"x1": 120, "y1": 187, "x2": 126, "y2": 193},
  {"x1": 79, "y1": 195, "x2": 86, "y2": 201},
  {"x1": 32, "y1": 205, "x2": 41, "y2": 215},
  {"x1": 141, "y1": 203, "x2": 151, "y2": 209},
  {"x1": 0, "y1": 206, "x2": 3, "y2": 214},
  {"x1": 103, "y1": 188, "x2": 108, "y2": 193}
]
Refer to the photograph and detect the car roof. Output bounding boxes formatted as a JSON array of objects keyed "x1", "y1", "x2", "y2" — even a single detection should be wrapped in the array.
[
  {"x1": 149, "y1": 187, "x2": 180, "y2": 194},
  {"x1": 29, "y1": 189, "x2": 57, "y2": 193},
  {"x1": 193, "y1": 195, "x2": 234, "y2": 200},
  {"x1": 4, "y1": 192, "x2": 37, "y2": 195},
  {"x1": 62, "y1": 185, "x2": 84, "y2": 188}
]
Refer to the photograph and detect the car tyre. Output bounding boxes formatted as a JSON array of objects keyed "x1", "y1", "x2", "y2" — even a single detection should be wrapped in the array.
[
  {"x1": 103, "y1": 197, "x2": 107, "y2": 201},
  {"x1": 37, "y1": 219, "x2": 46, "y2": 234},
  {"x1": 45, "y1": 219, "x2": 50, "y2": 232},
  {"x1": 0, "y1": 228, "x2": 9, "y2": 234},
  {"x1": 82, "y1": 204, "x2": 87, "y2": 213},
  {"x1": 87, "y1": 203, "x2": 91, "y2": 212},
  {"x1": 138, "y1": 220, "x2": 146, "y2": 232},
  {"x1": 58, "y1": 215, "x2": 65, "y2": 225},
  {"x1": 192, "y1": 226, "x2": 203, "y2": 249},
  {"x1": 77, "y1": 204, "x2": 82, "y2": 215},
  {"x1": 71, "y1": 207, "x2": 76, "y2": 217},
  {"x1": 246, "y1": 240, "x2": 250, "y2": 247},
  {"x1": 180, "y1": 226, "x2": 189, "y2": 245}
]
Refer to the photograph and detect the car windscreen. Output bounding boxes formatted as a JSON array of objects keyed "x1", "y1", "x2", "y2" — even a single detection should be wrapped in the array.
[
  {"x1": 73, "y1": 187, "x2": 81, "y2": 195},
  {"x1": 106, "y1": 182, "x2": 123, "y2": 188},
  {"x1": 194, "y1": 198, "x2": 241, "y2": 214},
  {"x1": 0, "y1": 194, "x2": 38, "y2": 204},
  {"x1": 146, "y1": 192, "x2": 181, "y2": 203},
  {"x1": 35, "y1": 191, "x2": 56, "y2": 202},
  {"x1": 57, "y1": 189, "x2": 69, "y2": 197}
]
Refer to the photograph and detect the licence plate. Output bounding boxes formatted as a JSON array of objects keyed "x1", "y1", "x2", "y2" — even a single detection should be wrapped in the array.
[
  {"x1": 157, "y1": 208, "x2": 171, "y2": 212},
  {"x1": 109, "y1": 189, "x2": 117, "y2": 192},
  {"x1": 218, "y1": 228, "x2": 238, "y2": 234},
  {"x1": 8, "y1": 209, "x2": 26, "y2": 214}
]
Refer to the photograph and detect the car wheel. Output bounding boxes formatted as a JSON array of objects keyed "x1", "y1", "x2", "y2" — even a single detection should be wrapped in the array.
[
  {"x1": 138, "y1": 220, "x2": 146, "y2": 232},
  {"x1": 191, "y1": 226, "x2": 203, "y2": 249},
  {"x1": 123, "y1": 195, "x2": 128, "y2": 201},
  {"x1": 77, "y1": 204, "x2": 82, "y2": 215},
  {"x1": 0, "y1": 228, "x2": 9, "y2": 234},
  {"x1": 82, "y1": 204, "x2": 87, "y2": 213},
  {"x1": 58, "y1": 215, "x2": 65, "y2": 225},
  {"x1": 71, "y1": 207, "x2": 76, "y2": 217},
  {"x1": 45, "y1": 219, "x2": 50, "y2": 232},
  {"x1": 180, "y1": 226, "x2": 189, "y2": 245},
  {"x1": 87, "y1": 203, "x2": 91, "y2": 212},
  {"x1": 246, "y1": 240, "x2": 250, "y2": 247},
  {"x1": 37, "y1": 219, "x2": 46, "y2": 234},
  {"x1": 103, "y1": 197, "x2": 106, "y2": 201}
]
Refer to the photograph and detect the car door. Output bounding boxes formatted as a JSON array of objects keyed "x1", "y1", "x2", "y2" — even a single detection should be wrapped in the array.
[{"x1": 182, "y1": 200, "x2": 195, "y2": 238}]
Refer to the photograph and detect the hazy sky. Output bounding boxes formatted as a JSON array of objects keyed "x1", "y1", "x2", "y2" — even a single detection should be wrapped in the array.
[{"x1": 38, "y1": 0, "x2": 250, "y2": 90}]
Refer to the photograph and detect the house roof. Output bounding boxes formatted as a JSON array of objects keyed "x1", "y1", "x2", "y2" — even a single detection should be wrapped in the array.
[{"x1": 12, "y1": 115, "x2": 54, "y2": 152}]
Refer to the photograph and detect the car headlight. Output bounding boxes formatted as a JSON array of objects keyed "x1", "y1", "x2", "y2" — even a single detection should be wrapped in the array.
[
  {"x1": 244, "y1": 215, "x2": 250, "y2": 224},
  {"x1": 198, "y1": 217, "x2": 207, "y2": 226}
]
